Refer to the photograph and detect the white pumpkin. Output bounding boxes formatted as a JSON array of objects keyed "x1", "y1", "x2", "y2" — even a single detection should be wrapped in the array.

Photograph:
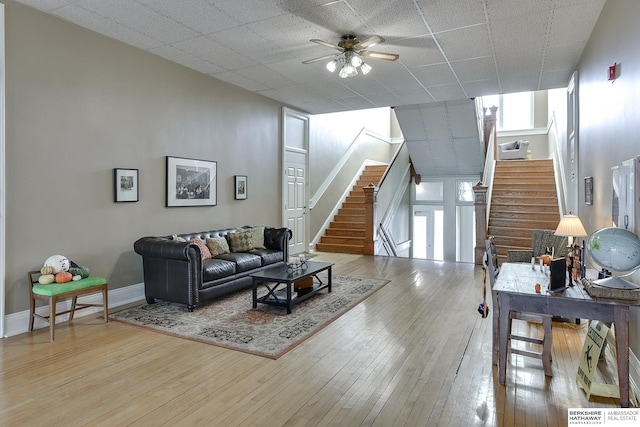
[
  {"x1": 43, "y1": 255, "x2": 70, "y2": 274},
  {"x1": 38, "y1": 274, "x2": 55, "y2": 285}
]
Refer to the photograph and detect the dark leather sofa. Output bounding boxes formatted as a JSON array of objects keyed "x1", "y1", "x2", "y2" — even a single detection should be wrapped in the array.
[{"x1": 134, "y1": 226, "x2": 291, "y2": 311}]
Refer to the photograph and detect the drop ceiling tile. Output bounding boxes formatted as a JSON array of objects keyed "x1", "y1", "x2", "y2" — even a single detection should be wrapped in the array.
[
  {"x1": 171, "y1": 36, "x2": 257, "y2": 70},
  {"x1": 539, "y1": 70, "x2": 574, "y2": 90},
  {"x1": 463, "y1": 79, "x2": 501, "y2": 98},
  {"x1": 452, "y1": 56, "x2": 495, "y2": 83},
  {"x1": 346, "y1": 0, "x2": 430, "y2": 38},
  {"x1": 412, "y1": 63, "x2": 460, "y2": 87},
  {"x1": 138, "y1": 0, "x2": 239, "y2": 34},
  {"x1": 235, "y1": 65, "x2": 298, "y2": 90},
  {"x1": 292, "y1": 1, "x2": 367, "y2": 36},
  {"x1": 386, "y1": 36, "x2": 445, "y2": 67},
  {"x1": 149, "y1": 45, "x2": 225, "y2": 74},
  {"x1": 417, "y1": 0, "x2": 486, "y2": 33},
  {"x1": 213, "y1": 0, "x2": 290, "y2": 23},
  {"x1": 212, "y1": 71, "x2": 270, "y2": 92},
  {"x1": 436, "y1": 25, "x2": 491, "y2": 61},
  {"x1": 18, "y1": 0, "x2": 78, "y2": 11},
  {"x1": 53, "y1": 3, "x2": 163, "y2": 50},
  {"x1": 78, "y1": 0, "x2": 198, "y2": 44}
]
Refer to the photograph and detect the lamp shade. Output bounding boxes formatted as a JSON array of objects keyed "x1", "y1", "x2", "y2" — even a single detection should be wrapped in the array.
[{"x1": 555, "y1": 214, "x2": 587, "y2": 238}]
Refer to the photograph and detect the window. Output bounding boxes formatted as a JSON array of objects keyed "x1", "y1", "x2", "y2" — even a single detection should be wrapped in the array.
[
  {"x1": 483, "y1": 91, "x2": 534, "y2": 131},
  {"x1": 456, "y1": 180, "x2": 474, "y2": 203},
  {"x1": 415, "y1": 181, "x2": 443, "y2": 201}
]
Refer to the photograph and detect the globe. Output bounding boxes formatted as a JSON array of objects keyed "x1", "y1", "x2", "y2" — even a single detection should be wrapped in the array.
[{"x1": 587, "y1": 227, "x2": 640, "y2": 289}]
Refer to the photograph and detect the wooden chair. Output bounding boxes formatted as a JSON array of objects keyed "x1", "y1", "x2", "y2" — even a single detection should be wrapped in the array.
[
  {"x1": 485, "y1": 238, "x2": 553, "y2": 376},
  {"x1": 28, "y1": 271, "x2": 109, "y2": 341}
]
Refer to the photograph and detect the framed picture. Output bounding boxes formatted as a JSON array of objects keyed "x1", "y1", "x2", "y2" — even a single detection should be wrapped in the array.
[
  {"x1": 114, "y1": 168, "x2": 139, "y2": 202},
  {"x1": 166, "y1": 156, "x2": 217, "y2": 207},
  {"x1": 585, "y1": 176, "x2": 593, "y2": 205},
  {"x1": 235, "y1": 175, "x2": 247, "y2": 200}
]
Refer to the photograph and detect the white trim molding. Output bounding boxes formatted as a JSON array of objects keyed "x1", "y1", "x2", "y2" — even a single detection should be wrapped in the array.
[{"x1": 0, "y1": 4, "x2": 6, "y2": 338}]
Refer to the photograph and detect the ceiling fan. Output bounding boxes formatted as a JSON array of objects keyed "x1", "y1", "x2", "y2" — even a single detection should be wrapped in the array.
[{"x1": 302, "y1": 34, "x2": 399, "y2": 78}]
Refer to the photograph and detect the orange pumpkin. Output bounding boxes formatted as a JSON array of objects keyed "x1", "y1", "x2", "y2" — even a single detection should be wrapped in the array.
[
  {"x1": 540, "y1": 254, "x2": 552, "y2": 266},
  {"x1": 55, "y1": 272, "x2": 73, "y2": 283}
]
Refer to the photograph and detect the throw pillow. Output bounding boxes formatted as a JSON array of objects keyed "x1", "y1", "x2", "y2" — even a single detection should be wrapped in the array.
[
  {"x1": 206, "y1": 237, "x2": 230, "y2": 257},
  {"x1": 249, "y1": 225, "x2": 266, "y2": 249},
  {"x1": 172, "y1": 234, "x2": 186, "y2": 242},
  {"x1": 227, "y1": 230, "x2": 253, "y2": 252},
  {"x1": 189, "y1": 238, "x2": 212, "y2": 260}
]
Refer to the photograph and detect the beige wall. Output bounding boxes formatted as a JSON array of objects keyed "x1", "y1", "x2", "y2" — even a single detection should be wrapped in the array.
[
  {"x1": 3, "y1": 1, "x2": 284, "y2": 314},
  {"x1": 577, "y1": 0, "x2": 640, "y2": 354}
]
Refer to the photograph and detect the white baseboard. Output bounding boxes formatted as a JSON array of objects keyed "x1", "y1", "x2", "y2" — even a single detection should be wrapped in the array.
[{"x1": 2, "y1": 282, "x2": 145, "y2": 338}]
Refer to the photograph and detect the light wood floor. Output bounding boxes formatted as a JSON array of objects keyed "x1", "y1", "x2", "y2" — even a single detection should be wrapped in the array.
[{"x1": 0, "y1": 253, "x2": 621, "y2": 426}]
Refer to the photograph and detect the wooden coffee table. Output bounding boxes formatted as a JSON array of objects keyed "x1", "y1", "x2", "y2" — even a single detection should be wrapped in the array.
[{"x1": 251, "y1": 261, "x2": 333, "y2": 314}]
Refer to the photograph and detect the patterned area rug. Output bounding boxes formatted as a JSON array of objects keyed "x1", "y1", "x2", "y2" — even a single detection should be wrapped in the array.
[{"x1": 111, "y1": 275, "x2": 390, "y2": 359}]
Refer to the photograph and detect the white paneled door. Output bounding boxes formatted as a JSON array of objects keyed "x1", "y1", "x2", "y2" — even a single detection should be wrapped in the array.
[
  {"x1": 285, "y1": 160, "x2": 306, "y2": 254},
  {"x1": 282, "y1": 108, "x2": 309, "y2": 255}
]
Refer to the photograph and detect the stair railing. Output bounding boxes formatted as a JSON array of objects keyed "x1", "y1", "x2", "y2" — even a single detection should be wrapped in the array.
[
  {"x1": 366, "y1": 142, "x2": 411, "y2": 256},
  {"x1": 474, "y1": 106, "x2": 497, "y2": 265},
  {"x1": 548, "y1": 111, "x2": 567, "y2": 216}
]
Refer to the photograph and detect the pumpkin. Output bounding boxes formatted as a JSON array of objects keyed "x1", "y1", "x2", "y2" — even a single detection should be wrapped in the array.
[
  {"x1": 38, "y1": 274, "x2": 55, "y2": 285},
  {"x1": 40, "y1": 266, "x2": 54, "y2": 275},
  {"x1": 69, "y1": 266, "x2": 91, "y2": 279},
  {"x1": 55, "y1": 272, "x2": 73, "y2": 283},
  {"x1": 540, "y1": 254, "x2": 552, "y2": 266},
  {"x1": 72, "y1": 275, "x2": 82, "y2": 281},
  {"x1": 43, "y1": 255, "x2": 70, "y2": 273},
  {"x1": 69, "y1": 266, "x2": 90, "y2": 278}
]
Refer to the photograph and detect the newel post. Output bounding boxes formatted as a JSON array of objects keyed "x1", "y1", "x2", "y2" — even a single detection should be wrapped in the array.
[
  {"x1": 363, "y1": 183, "x2": 378, "y2": 255},
  {"x1": 473, "y1": 182, "x2": 488, "y2": 265}
]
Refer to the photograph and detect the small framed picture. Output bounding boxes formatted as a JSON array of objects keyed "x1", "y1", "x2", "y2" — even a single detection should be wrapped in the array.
[
  {"x1": 166, "y1": 156, "x2": 217, "y2": 207},
  {"x1": 585, "y1": 176, "x2": 593, "y2": 205},
  {"x1": 114, "y1": 168, "x2": 139, "y2": 202},
  {"x1": 235, "y1": 175, "x2": 247, "y2": 200}
]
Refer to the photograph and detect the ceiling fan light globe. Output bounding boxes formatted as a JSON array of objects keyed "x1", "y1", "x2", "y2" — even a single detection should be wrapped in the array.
[
  {"x1": 360, "y1": 62, "x2": 372, "y2": 75},
  {"x1": 350, "y1": 54, "x2": 363, "y2": 67},
  {"x1": 339, "y1": 63, "x2": 358, "y2": 78},
  {"x1": 326, "y1": 60, "x2": 337, "y2": 73}
]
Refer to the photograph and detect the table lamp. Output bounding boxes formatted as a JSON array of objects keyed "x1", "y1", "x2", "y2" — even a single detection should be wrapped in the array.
[
  {"x1": 555, "y1": 213, "x2": 588, "y2": 283},
  {"x1": 554, "y1": 213, "x2": 587, "y2": 246}
]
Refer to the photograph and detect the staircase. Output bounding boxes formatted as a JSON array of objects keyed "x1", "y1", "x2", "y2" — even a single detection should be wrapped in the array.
[
  {"x1": 316, "y1": 164, "x2": 387, "y2": 254},
  {"x1": 488, "y1": 159, "x2": 561, "y2": 263}
]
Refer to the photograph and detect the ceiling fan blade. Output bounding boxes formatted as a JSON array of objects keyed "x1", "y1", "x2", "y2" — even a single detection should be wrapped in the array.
[
  {"x1": 302, "y1": 54, "x2": 338, "y2": 64},
  {"x1": 354, "y1": 35, "x2": 384, "y2": 50},
  {"x1": 362, "y1": 50, "x2": 399, "y2": 61},
  {"x1": 309, "y1": 39, "x2": 343, "y2": 51}
]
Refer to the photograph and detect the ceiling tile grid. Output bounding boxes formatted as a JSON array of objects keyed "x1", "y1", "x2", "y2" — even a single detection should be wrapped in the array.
[{"x1": 16, "y1": 0, "x2": 607, "y2": 176}]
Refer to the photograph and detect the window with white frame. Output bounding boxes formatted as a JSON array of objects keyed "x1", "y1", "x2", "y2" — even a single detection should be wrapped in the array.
[{"x1": 483, "y1": 91, "x2": 534, "y2": 131}]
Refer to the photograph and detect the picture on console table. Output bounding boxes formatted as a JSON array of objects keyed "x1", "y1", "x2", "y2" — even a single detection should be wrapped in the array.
[
  {"x1": 166, "y1": 156, "x2": 217, "y2": 207},
  {"x1": 114, "y1": 168, "x2": 139, "y2": 202},
  {"x1": 235, "y1": 175, "x2": 247, "y2": 200}
]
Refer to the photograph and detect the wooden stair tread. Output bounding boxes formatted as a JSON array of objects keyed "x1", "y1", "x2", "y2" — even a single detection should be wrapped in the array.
[
  {"x1": 318, "y1": 165, "x2": 387, "y2": 254},
  {"x1": 489, "y1": 159, "x2": 561, "y2": 262}
]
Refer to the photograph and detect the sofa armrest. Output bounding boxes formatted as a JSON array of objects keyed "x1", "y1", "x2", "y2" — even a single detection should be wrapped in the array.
[
  {"x1": 507, "y1": 249, "x2": 533, "y2": 263},
  {"x1": 264, "y1": 227, "x2": 293, "y2": 264},
  {"x1": 134, "y1": 237, "x2": 200, "y2": 261}
]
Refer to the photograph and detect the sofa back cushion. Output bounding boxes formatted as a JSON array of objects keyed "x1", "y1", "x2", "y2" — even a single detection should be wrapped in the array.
[
  {"x1": 249, "y1": 226, "x2": 265, "y2": 249},
  {"x1": 189, "y1": 238, "x2": 212, "y2": 260},
  {"x1": 227, "y1": 230, "x2": 253, "y2": 252},
  {"x1": 206, "y1": 237, "x2": 230, "y2": 257}
]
